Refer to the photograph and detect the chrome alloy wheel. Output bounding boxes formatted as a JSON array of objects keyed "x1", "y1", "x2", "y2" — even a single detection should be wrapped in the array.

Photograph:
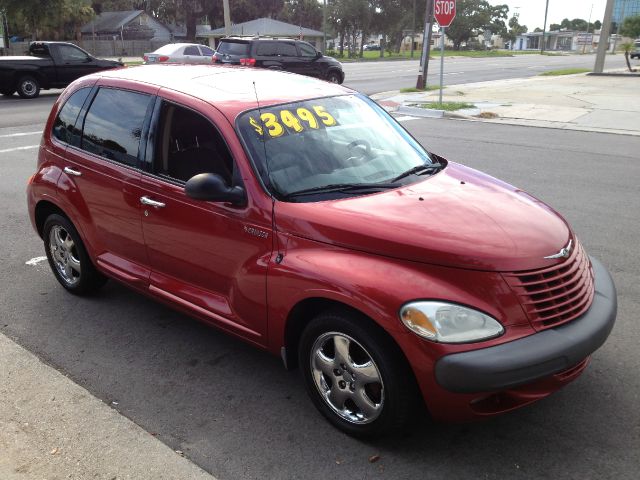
[
  {"x1": 310, "y1": 332, "x2": 384, "y2": 424},
  {"x1": 48, "y1": 225, "x2": 81, "y2": 287}
]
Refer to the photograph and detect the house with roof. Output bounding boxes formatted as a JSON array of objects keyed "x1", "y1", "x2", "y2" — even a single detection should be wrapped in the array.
[
  {"x1": 81, "y1": 10, "x2": 172, "y2": 42},
  {"x1": 201, "y1": 17, "x2": 325, "y2": 49}
]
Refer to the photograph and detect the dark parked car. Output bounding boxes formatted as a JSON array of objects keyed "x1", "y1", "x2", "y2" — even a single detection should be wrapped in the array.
[
  {"x1": 363, "y1": 44, "x2": 381, "y2": 51},
  {"x1": 28, "y1": 65, "x2": 616, "y2": 437},
  {"x1": 0, "y1": 41, "x2": 122, "y2": 99},
  {"x1": 213, "y1": 37, "x2": 344, "y2": 84}
]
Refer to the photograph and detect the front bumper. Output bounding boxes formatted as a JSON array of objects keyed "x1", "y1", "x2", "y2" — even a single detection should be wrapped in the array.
[{"x1": 435, "y1": 256, "x2": 617, "y2": 394}]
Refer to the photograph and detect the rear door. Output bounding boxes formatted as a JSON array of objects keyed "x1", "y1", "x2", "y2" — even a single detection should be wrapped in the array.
[
  {"x1": 57, "y1": 80, "x2": 157, "y2": 286},
  {"x1": 275, "y1": 41, "x2": 300, "y2": 74},
  {"x1": 137, "y1": 91, "x2": 271, "y2": 344}
]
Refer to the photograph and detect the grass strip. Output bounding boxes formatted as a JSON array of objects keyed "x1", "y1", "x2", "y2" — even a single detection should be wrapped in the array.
[{"x1": 539, "y1": 68, "x2": 590, "y2": 76}]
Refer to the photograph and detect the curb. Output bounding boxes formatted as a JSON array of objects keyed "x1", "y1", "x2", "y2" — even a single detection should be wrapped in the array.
[{"x1": 396, "y1": 105, "x2": 444, "y2": 118}]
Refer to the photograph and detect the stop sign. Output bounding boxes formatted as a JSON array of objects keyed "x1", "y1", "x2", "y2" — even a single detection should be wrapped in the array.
[{"x1": 434, "y1": 0, "x2": 456, "y2": 28}]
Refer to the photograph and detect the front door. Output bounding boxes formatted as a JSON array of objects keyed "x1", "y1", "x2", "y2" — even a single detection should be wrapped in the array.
[{"x1": 138, "y1": 93, "x2": 272, "y2": 344}]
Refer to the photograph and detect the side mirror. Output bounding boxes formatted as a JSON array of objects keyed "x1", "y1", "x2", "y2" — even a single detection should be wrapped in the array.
[
  {"x1": 185, "y1": 173, "x2": 246, "y2": 206},
  {"x1": 315, "y1": 51, "x2": 322, "y2": 59}
]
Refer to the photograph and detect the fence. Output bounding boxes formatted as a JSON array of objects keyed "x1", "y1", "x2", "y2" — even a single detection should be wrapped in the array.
[{"x1": 2, "y1": 39, "x2": 171, "y2": 58}]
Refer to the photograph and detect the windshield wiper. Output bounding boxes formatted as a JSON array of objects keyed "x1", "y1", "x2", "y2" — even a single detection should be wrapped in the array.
[
  {"x1": 282, "y1": 182, "x2": 398, "y2": 200},
  {"x1": 390, "y1": 162, "x2": 443, "y2": 183}
]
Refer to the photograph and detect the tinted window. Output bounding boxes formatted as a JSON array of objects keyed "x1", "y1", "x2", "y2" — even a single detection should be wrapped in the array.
[
  {"x1": 256, "y1": 42, "x2": 278, "y2": 56},
  {"x1": 277, "y1": 43, "x2": 298, "y2": 56},
  {"x1": 217, "y1": 41, "x2": 250, "y2": 56},
  {"x1": 155, "y1": 103, "x2": 233, "y2": 185},
  {"x1": 81, "y1": 88, "x2": 152, "y2": 167},
  {"x1": 200, "y1": 46, "x2": 214, "y2": 55},
  {"x1": 184, "y1": 46, "x2": 200, "y2": 55},
  {"x1": 52, "y1": 87, "x2": 91, "y2": 146},
  {"x1": 58, "y1": 45, "x2": 90, "y2": 62},
  {"x1": 298, "y1": 42, "x2": 317, "y2": 57}
]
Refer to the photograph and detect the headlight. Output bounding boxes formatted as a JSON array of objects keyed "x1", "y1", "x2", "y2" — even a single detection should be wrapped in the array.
[{"x1": 400, "y1": 302, "x2": 504, "y2": 344}]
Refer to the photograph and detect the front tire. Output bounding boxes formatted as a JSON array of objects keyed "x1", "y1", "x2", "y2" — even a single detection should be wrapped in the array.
[
  {"x1": 326, "y1": 71, "x2": 342, "y2": 84},
  {"x1": 43, "y1": 214, "x2": 107, "y2": 295},
  {"x1": 299, "y1": 310, "x2": 418, "y2": 437},
  {"x1": 17, "y1": 75, "x2": 40, "y2": 99}
]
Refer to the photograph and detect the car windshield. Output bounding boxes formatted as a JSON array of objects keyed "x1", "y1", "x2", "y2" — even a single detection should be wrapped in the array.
[{"x1": 237, "y1": 94, "x2": 438, "y2": 201}]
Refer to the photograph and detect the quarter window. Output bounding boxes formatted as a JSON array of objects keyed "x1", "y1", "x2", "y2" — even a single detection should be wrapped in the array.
[
  {"x1": 81, "y1": 88, "x2": 153, "y2": 167},
  {"x1": 155, "y1": 103, "x2": 234, "y2": 185},
  {"x1": 52, "y1": 87, "x2": 91, "y2": 146}
]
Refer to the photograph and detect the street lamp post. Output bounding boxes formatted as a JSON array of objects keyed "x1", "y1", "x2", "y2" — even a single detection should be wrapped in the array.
[{"x1": 594, "y1": 0, "x2": 616, "y2": 72}]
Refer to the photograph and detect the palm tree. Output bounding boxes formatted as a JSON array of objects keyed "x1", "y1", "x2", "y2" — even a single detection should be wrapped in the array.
[{"x1": 620, "y1": 42, "x2": 636, "y2": 72}]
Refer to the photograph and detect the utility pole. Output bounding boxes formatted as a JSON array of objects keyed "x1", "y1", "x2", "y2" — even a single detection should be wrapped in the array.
[
  {"x1": 411, "y1": 0, "x2": 416, "y2": 58},
  {"x1": 416, "y1": 0, "x2": 434, "y2": 89},
  {"x1": 541, "y1": 0, "x2": 550, "y2": 54},
  {"x1": 223, "y1": 0, "x2": 231, "y2": 37},
  {"x1": 594, "y1": 0, "x2": 615, "y2": 72},
  {"x1": 322, "y1": 0, "x2": 327, "y2": 53}
]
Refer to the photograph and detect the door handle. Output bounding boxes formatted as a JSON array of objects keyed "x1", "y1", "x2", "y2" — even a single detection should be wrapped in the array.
[
  {"x1": 63, "y1": 166, "x2": 82, "y2": 177},
  {"x1": 140, "y1": 196, "x2": 166, "y2": 208}
]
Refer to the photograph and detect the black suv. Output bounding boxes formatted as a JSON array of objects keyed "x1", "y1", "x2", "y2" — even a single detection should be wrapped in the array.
[{"x1": 213, "y1": 37, "x2": 344, "y2": 84}]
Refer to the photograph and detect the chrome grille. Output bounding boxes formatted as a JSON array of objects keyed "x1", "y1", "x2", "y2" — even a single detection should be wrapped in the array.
[{"x1": 503, "y1": 240, "x2": 594, "y2": 330}]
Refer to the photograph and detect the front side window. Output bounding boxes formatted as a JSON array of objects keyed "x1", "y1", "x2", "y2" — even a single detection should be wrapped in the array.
[
  {"x1": 52, "y1": 87, "x2": 91, "y2": 146},
  {"x1": 298, "y1": 42, "x2": 317, "y2": 57},
  {"x1": 58, "y1": 45, "x2": 90, "y2": 62},
  {"x1": 81, "y1": 88, "x2": 153, "y2": 167},
  {"x1": 200, "y1": 46, "x2": 214, "y2": 56},
  {"x1": 237, "y1": 95, "x2": 437, "y2": 202},
  {"x1": 154, "y1": 102, "x2": 234, "y2": 185}
]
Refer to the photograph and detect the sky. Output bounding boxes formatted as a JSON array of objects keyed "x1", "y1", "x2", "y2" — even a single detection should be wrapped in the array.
[{"x1": 488, "y1": 0, "x2": 608, "y2": 31}]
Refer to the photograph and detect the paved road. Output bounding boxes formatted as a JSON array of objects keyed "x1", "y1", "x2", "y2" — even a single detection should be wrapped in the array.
[
  {"x1": 2, "y1": 116, "x2": 638, "y2": 479},
  {"x1": 342, "y1": 53, "x2": 627, "y2": 94}
]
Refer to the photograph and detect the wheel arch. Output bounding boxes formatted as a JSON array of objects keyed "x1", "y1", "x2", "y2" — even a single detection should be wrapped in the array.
[{"x1": 34, "y1": 200, "x2": 69, "y2": 238}]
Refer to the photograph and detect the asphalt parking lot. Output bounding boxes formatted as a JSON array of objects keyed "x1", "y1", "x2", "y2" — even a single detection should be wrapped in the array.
[{"x1": 1, "y1": 107, "x2": 639, "y2": 478}]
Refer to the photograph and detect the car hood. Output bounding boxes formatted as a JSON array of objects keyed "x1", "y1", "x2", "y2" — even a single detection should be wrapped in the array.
[{"x1": 274, "y1": 162, "x2": 572, "y2": 272}]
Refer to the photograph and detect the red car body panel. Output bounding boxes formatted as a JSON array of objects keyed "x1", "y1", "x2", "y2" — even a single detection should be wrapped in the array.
[{"x1": 26, "y1": 65, "x2": 616, "y2": 424}]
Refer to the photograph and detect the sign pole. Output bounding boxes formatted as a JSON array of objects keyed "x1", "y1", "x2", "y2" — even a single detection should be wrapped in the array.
[
  {"x1": 417, "y1": 0, "x2": 435, "y2": 90},
  {"x1": 439, "y1": 26, "x2": 445, "y2": 104}
]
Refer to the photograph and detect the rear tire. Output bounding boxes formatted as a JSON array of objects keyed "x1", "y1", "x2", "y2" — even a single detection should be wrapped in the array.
[
  {"x1": 17, "y1": 75, "x2": 40, "y2": 99},
  {"x1": 299, "y1": 309, "x2": 419, "y2": 437},
  {"x1": 43, "y1": 214, "x2": 107, "y2": 295}
]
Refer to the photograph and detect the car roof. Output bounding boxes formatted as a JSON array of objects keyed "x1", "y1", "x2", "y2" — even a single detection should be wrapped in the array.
[
  {"x1": 220, "y1": 37, "x2": 300, "y2": 43},
  {"x1": 88, "y1": 64, "x2": 351, "y2": 121}
]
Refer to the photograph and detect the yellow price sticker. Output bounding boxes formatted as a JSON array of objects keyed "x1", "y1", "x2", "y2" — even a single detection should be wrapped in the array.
[{"x1": 248, "y1": 105, "x2": 338, "y2": 139}]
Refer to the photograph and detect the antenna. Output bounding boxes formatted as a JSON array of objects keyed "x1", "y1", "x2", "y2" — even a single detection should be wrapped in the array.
[{"x1": 251, "y1": 80, "x2": 273, "y2": 194}]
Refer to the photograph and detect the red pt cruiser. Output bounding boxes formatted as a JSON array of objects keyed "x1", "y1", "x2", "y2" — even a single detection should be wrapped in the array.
[{"x1": 27, "y1": 65, "x2": 617, "y2": 437}]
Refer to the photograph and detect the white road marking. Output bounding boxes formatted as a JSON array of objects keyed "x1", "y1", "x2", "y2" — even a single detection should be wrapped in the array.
[
  {"x1": 394, "y1": 116, "x2": 420, "y2": 122},
  {"x1": 26, "y1": 256, "x2": 48, "y2": 266},
  {"x1": 0, "y1": 145, "x2": 39, "y2": 154},
  {"x1": 0, "y1": 131, "x2": 41, "y2": 139}
]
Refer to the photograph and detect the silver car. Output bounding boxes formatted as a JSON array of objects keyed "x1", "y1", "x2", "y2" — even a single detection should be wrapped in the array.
[{"x1": 143, "y1": 43, "x2": 215, "y2": 64}]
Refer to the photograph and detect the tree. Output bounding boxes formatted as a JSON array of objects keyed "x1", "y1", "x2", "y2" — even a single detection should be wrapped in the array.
[
  {"x1": 620, "y1": 15, "x2": 640, "y2": 39},
  {"x1": 549, "y1": 23, "x2": 561, "y2": 32},
  {"x1": 444, "y1": 0, "x2": 508, "y2": 50},
  {"x1": 620, "y1": 42, "x2": 635, "y2": 72},
  {"x1": 504, "y1": 14, "x2": 527, "y2": 48},
  {"x1": 593, "y1": 20, "x2": 602, "y2": 31},
  {"x1": 279, "y1": 0, "x2": 322, "y2": 31}
]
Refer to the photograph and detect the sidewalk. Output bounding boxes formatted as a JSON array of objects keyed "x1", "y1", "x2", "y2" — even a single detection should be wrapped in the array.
[
  {"x1": 0, "y1": 333, "x2": 216, "y2": 480},
  {"x1": 372, "y1": 69, "x2": 640, "y2": 136}
]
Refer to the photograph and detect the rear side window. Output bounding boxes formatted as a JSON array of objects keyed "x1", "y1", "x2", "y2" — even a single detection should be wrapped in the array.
[
  {"x1": 81, "y1": 88, "x2": 153, "y2": 167},
  {"x1": 277, "y1": 43, "x2": 297, "y2": 56},
  {"x1": 184, "y1": 46, "x2": 200, "y2": 55},
  {"x1": 256, "y1": 42, "x2": 278, "y2": 56},
  {"x1": 217, "y1": 41, "x2": 250, "y2": 56},
  {"x1": 52, "y1": 87, "x2": 91, "y2": 146}
]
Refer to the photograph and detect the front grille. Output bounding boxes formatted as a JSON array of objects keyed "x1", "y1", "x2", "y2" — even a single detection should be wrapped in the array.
[{"x1": 503, "y1": 240, "x2": 594, "y2": 330}]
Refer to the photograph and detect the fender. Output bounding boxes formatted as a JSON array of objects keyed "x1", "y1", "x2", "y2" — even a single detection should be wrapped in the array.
[{"x1": 267, "y1": 233, "x2": 529, "y2": 358}]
